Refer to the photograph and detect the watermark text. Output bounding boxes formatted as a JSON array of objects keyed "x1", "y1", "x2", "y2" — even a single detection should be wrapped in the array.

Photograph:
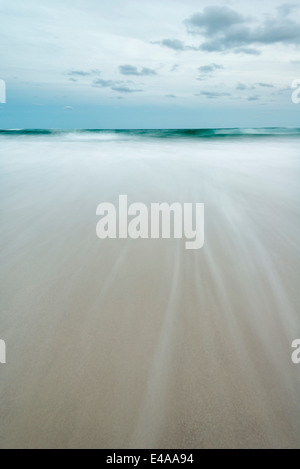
[
  {"x1": 96, "y1": 195, "x2": 204, "y2": 250},
  {"x1": 291, "y1": 79, "x2": 300, "y2": 104},
  {"x1": 0, "y1": 339, "x2": 6, "y2": 364},
  {"x1": 0, "y1": 79, "x2": 6, "y2": 104},
  {"x1": 291, "y1": 339, "x2": 300, "y2": 364}
]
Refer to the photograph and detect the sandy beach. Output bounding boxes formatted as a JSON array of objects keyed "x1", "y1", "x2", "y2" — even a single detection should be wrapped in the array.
[{"x1": 0, "y1": 130, "x2": 299, "y2": 448}]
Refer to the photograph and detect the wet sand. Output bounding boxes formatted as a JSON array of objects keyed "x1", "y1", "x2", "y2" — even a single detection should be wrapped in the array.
[{"x1": 0, "y1": 133, "x2": 299, "y2": 448}]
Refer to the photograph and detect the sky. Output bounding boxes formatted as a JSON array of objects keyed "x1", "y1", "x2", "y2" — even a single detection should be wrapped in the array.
[{"x1": 0, "y1": 0, "x2": 300, "y2": 128}]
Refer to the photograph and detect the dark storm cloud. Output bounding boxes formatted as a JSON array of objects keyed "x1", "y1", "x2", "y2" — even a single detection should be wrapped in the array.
[{"x1": 119, "y1": 65, "x2": 157, "y2": 76}]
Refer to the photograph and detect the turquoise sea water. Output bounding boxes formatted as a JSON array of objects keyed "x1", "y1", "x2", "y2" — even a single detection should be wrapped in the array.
[{"x1": 1, "y1": 127, "x2": 300, "y2": 138}]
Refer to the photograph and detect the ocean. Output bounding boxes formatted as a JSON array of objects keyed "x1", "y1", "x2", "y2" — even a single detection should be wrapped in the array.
[{"x1": 0, "y1": 128, "x2": 299, "y2": 448}]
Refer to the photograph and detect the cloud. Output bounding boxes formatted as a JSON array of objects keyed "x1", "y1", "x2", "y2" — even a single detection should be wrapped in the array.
[
  {"x1": 67, "y1": 69, "x2": 100, "y2": 77},
  {"x1": 236, "y1": 83, "x2": 274, "y2": 93},
  {"x1": 195, "y1": 91, "x2": 231, "y2": 99},
  {"x1": 111, "y1": 86, "x2": 143, "y2": 93},
  {"x1": 93, "y1": 77, "x2": 143, "y2": 93},
  {"x1": 277, "y1": 3, "x2": 299, "y2": 17},
  {"x1": 248, "y1": 95, "x2": 260, "y2": 101},
  {"x1": 165, "y1": 94, "x2": 177, "y2": 98},
  {"x1": 139, "y1": 67, "x2": 157, "y2": 76},
  {"x1": 233, "y1": 47, "x2": 261, "y2": 55},
  {"x1": 185, "y1": 6, "x2": 247, "y2": 36},
  {"x1": 278, "y1": 86, "x2": 292, "y2": 93},
  {"x1": 64, "y1": 105, "x2": 73, "y2": 110},
  {"x1": 152, "y1": 38, "x2": 186, "y2": 50},
  {"x1": 236, "y1": 82, "x2": 256, "y2": 90},
  {"x1": 198, "y1": 63, "x2": 223, "y2": 73},
  {"x1": 256, "y1": 82, "x2": 274, "y2": 88},
  {"x1": 152, "y1": 38, "x2": 199, "y2": 51},
  {"x1": 184, "y1": 5, "x2": 300, "y2": 54},
  {"x1": 93, "y1": 79, "x2": 114, "y2": 87},
  {"x1": 69, "y1": 78, "x2": 77, "y2": 82},
  {"x1": 236, "y1": 82, "x2": 247, "y2": 90},
  {"x1": 197, "y1": 63, "x2": 224, "y2": 81},
  {"x1": 199, "y1": 64, "x2": 223, "y2": 73},
  {"x1": 170, "y1": 64, "x2": 179, "y2": 72},
  {"x1": 119, "y1": 65, "x2": 157, "y2": 76}
]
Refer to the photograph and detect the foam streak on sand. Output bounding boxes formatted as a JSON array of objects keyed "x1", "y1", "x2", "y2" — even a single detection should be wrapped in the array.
[
  {"x1": 0, "y1": 130, "x2": 299, "y2": 448},
  {"x1": 131, "y1": 240, "x2": 181, "y2": 448}
]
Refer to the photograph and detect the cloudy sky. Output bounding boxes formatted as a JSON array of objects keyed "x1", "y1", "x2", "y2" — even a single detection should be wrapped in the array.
[{"x1": 0, "y1": 0, "x2": 299, "y2": 128}]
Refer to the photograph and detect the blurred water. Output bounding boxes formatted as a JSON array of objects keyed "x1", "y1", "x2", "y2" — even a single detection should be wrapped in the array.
[{"x1": 0, "y1": 131, "x2": 299, "y2": 448}]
